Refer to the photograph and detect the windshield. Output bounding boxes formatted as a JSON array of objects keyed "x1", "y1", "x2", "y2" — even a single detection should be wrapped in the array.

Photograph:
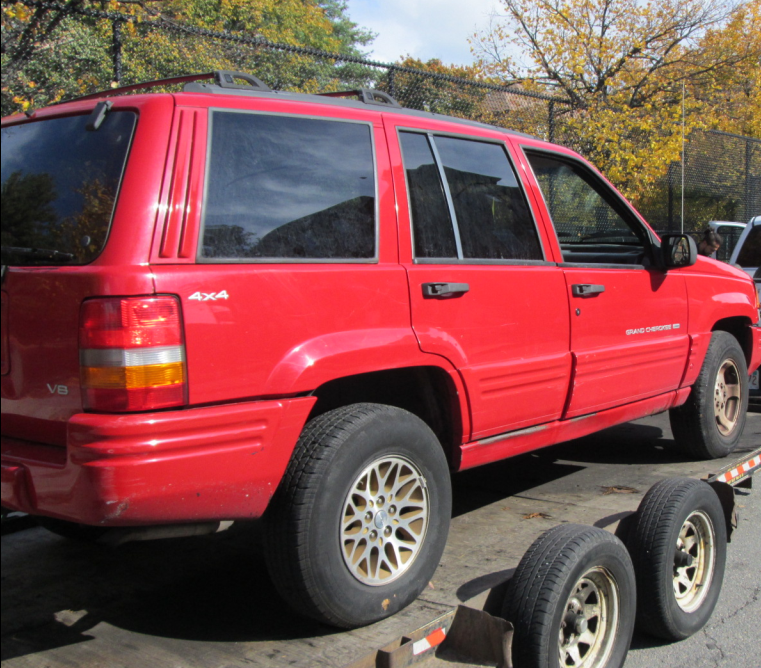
[{"x1": 1, "y1": 111, "x2": 136, "y2": 266}]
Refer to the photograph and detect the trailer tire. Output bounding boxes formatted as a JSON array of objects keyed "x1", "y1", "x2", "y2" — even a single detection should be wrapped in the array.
[
  {"x1": 669, "y1": 331, "x2": 748, "y2": 459},
  {"x1": 502, "y1": 524, "x2": 636, "y2": 668},
  {"x1": 626, "y1": 477, "x2": 727, "y2": 641},
  {"x1": 264, "y1": 403, "x2": 451, "y2": 629}
]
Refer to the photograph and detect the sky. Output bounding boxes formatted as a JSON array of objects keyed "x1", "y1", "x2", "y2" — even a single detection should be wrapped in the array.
[{"x1": 344, "y1": 0, "x2": 505, "y2": 67}]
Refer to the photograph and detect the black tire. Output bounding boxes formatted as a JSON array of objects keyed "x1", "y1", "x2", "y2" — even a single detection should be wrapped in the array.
[
  {"x1": 626, "y1": 477, "x2": 727, "y2": 641},
  {"x1": 502, "y1": 524, "x2": 636, "y2": 668},
  {"x1": 36, "y1": 516, "x2": 108, "y2": 542},
  {"x1": 669, "y1": 331, "x2": 748, "y2": 459},
  {"x1": 263, "y1": 403, "x2": 452, "y2": 628}
]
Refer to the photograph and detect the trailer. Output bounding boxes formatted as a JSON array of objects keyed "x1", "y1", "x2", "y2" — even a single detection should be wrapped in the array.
[
  {"x1": 345, "y1": 446, "x2": 760, "y2": 668},
  {"x1": 1, "y1": 413, "x2": 759, "y2": 668}
]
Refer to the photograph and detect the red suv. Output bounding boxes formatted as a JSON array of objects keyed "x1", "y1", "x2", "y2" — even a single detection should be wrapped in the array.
[{"x1": 2, "y1": 72, "x2": 759, "y2": 628}]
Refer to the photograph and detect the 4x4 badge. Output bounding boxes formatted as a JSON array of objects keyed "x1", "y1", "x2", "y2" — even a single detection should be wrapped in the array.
[{"x1": 188, "y1": 290, "x2": 229, "y2": 301}]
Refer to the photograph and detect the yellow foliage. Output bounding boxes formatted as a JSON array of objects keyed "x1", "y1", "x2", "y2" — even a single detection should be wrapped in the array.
[{"x1": 472, "y1": 0, "x2": 761, "y2": 194}]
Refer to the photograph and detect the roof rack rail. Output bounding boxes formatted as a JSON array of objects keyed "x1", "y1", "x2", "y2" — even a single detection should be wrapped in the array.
[
  {"x1": 318, "y1": 89, "x2": 401, "y2": 108},
  {"x1": 209, "y1": 71, "x2": 271, "y2": 92},
  {"x1": 58, "y1": 71, "x2": 400, "y2": 109},
  {"x1": 65, "y1": 72, "x2": 219, "y2": 103},
  {"x1": 58, "y1": 71, "x2": 271, "y2": 105}
]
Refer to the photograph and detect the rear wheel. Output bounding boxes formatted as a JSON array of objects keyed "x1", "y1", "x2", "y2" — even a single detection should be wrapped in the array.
[
  {"x1": 264, "y1": 403, "x2": 451, "y2": 628},
  {"x1": 502, "y1": 524, "x2": 636, "y2": 668},
  {"x1": 669, "y1": 331, "x2": 748, "y2": 459}
]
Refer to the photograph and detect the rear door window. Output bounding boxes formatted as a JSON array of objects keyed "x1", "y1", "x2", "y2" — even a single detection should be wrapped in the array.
[
  {"x1": 398, "y1": 132, "x2": 458, "y2": 258},
  {"x1": 201, "y1": 112, "x2": 377, "y2": 261},
  {"x1": 400, "y1": 131, "x2": 543, "y2": 262},
  {"x1": 1, "y1": 112, "x2": 137, "y2": 265}
]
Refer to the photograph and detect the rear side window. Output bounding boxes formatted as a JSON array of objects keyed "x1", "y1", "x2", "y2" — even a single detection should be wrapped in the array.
[
  {"x1": 1, "y1": 112, "x2": 136, "y2": 266},
  {"x1": 201, "y1": 112, "x2": 376, "y2": 261}
]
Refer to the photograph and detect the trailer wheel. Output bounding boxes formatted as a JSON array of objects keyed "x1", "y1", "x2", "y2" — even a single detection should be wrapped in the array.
[
  {"x1": 669, "y1": 331, "x2": 748, "y2": 459},
  {"x1": 264, "y1": 403, "x2": 451, "y2": 629},
  {"x1": 626, "y1": 477, "x2": 727, "y2": 641},
  {"x1": 502, "y1": 524, "x2": 636, "y2": 668}
]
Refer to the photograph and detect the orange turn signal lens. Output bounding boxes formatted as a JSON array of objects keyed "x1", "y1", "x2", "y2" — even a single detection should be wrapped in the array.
[{"x1": 82, "y1": 362, "x2": 185, "y2": 389}]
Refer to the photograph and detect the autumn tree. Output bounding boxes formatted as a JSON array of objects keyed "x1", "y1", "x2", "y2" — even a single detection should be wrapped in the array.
[
  {"x1": 471, "y1": 0, "x2": 761, "y2": 198},
  {"x1": 1, "y1": 0, "x2": 375, "y2": 115},
  {"x1": 378, "y1": 57, "x2": 486, "y2": 117}
]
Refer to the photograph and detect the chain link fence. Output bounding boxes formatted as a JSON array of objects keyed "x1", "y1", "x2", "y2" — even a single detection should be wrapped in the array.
[
  {"x1": 4, "y1": 0, "x2": 759, "y2": 235},
  {"x1": 641, "y1": 130, "x2": 761, "y2": 235}
]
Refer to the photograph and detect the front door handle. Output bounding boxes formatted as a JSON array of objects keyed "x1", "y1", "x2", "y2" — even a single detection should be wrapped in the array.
[
  {"x1": 422, "y1": 282, "x2": 470, "y2": 297},
  {"x1": 572, "y1": 284, "x2": 605, "y2": 297}
]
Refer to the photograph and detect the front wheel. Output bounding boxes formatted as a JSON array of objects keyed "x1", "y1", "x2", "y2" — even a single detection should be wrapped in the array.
[
  {"x1": 670, "y1": 331, "x2": 748, "y2": 459},
  {"x1": 264, "y1": 403, "x2": 451, "y2": 628}
]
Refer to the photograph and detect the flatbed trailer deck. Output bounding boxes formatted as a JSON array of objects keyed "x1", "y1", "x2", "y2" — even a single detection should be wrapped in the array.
[{"x1": 2, "y1": 411, "x2": 759, "y2": 668}]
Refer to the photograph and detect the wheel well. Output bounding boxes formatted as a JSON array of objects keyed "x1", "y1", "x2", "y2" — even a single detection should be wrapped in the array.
[
  {"x1": 308, "y1": 367, "x2": 461, "y2": 464},
  {"x1": 712, "y1": 317, "x2": 753, "y2": 366}
]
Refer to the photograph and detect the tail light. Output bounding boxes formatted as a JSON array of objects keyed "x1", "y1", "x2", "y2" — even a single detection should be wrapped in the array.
[{"x1": 79, "y1": 296, "x2": 187, "y2": 412}]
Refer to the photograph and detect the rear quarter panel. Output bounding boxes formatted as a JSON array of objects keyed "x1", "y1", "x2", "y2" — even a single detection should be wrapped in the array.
[{"x1": 151, "y1": 98, "x2": 436, "y2": 406}]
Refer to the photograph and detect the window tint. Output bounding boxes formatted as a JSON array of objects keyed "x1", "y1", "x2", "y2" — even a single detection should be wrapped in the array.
[
  {"x1": 1, "y1": 112, "x2": 136, "y2": 266},
  {"x1": 715, "y1": 225, "x2": 743, "y2": 262},
  {"x1": 399, "y1": 132, "x2": 457, "y2": 258},
  {"x1": 435, "y1": 137, "x2": 542, "y2": 260},
  {"x1": 202, "y1": 113, "x2": 376, "y2": 260},
  {"x1": 527, "y1": 153, "x2": 644, "y2": 247}
]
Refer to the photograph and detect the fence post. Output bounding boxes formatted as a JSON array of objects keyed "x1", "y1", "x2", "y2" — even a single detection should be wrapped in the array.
[
  {"x1": 388, "y1": 66, "x2": 396, "y2": 99},
  {"x1": 667, "y1": 162, "x2": 675, "y2": 232},
  {"x1": 548, "y1": 100, "x2": 555, "y2": 143},
  {"x1": 112, "y1": 19, "x2": 123, "y2": 85},
  {"x1": 746, "y1": 137, "x2": 752, "y2": 222}
]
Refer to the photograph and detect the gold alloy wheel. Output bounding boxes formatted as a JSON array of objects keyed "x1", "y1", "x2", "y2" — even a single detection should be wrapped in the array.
[
  {"x1": 340, "y1": 455, "x2": 429, "y2": 586},
  {"x1": 714, "y1": 359, "x2": 742, "y2": 435},
  {"x1": 673, "y1": 510, "x2": 716, "y2": 613},
  {"x1": 558, "y1": 567, "x2": 620, "y2": 667}
]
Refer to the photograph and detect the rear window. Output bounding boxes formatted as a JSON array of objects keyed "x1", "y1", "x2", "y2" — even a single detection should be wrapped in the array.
[
  {"x1": 200, "y1": 111, "x2": 377, "y2": 261},
  {"x1": 1, "y1": 111, "x2": 136, "y2": 266}
]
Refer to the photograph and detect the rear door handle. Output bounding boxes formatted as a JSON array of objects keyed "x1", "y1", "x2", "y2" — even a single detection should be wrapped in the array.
[
  {"x1": 422, "y1": 282, "x2": 470, "y2": 297},
  {"x1": 572, "y1": 284, "x2": 605, "y2": 297}
]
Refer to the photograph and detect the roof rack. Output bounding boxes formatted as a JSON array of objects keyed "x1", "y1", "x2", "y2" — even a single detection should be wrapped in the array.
[
  {"x1": 66, "y1": 72, "x2": 220, "y2": 103},
  {"x1": 60, "y1": 70, "x2": 402, "y2": 109},
  {"x1": 68, "y1": 71, "x2": 271, "y2": 103},
  {"x1": 318, "y1": 89, "x2": 401, "y2": 108}
]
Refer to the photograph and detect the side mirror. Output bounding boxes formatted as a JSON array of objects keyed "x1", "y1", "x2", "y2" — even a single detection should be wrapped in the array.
[{"x1": 661, "y1": 234, "x2": 697, "y2": 269}]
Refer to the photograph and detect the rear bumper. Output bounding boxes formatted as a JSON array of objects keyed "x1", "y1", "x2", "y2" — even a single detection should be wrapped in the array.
[{"x1": 1, "y1": 397, "x2": 315, "y2": 525}]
